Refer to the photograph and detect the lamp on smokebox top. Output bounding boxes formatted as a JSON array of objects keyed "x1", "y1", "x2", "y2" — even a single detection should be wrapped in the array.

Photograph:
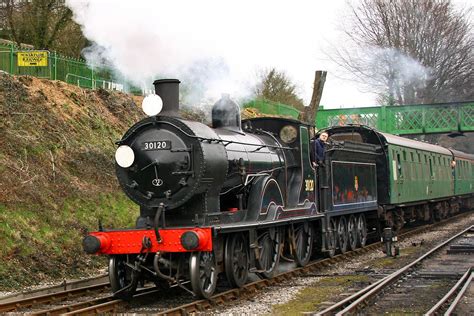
[{"x1": 142, "y1": 94, "x2": 163, "y2": 116}]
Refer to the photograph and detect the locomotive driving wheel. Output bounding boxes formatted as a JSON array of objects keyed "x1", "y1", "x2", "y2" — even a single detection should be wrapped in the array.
[
  {"x1": 337, "y1": 216, "x2": 349, "y2": 253},
  {"x1": 357, "y1": 214, "x2": 367, "y2": 247},
  {"x1": 109, "y1": 255, "x2": 139, "y2": 300},
  {"x1": 189, "y1": 251, "x2": 218, "y2": 298},
  {"x1": 347, "y1": 215, "x2": 358, "y2": 251},
  {"x1": 256, "y1": 228, "x2": 281, "y2": 279},
  {"x1": 225, "y1": 234, "x2": 249, "y2": 288},
  {"x1": 295, "y1": 222, "x2": 314, "y2": 267}
]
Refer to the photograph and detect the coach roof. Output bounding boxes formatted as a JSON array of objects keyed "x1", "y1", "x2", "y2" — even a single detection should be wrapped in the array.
[
  {"x1": 379, "y1": 132, "x2": 452, "y2": 155},
  {"x1": 449, "y1": 148, "x2": 474, "y2": 161}
]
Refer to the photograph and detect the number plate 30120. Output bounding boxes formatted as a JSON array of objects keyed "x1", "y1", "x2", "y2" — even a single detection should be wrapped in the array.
[{"x1": 142, "y1": 140, "x2": 171, "y2": 151}]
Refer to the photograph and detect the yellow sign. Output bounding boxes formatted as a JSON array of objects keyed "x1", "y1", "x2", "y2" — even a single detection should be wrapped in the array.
[
  {"x1": 305, "y1": 179, "x2": 314, "y2": 191},
  {"x1": 18, "y1": 51, "x2": 48, "y2": 67}
]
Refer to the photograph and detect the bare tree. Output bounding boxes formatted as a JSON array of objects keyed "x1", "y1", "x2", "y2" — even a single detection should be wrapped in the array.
[
  {"x1": 333, "y1": 0, "x2": 473, "y2": 105},
  {"x1": 301, "y1": 70, "x2": 327, "y2": 124},
  {"x1": 0, "y1": 0, "x2": 86, "y2": 57},
  {"x1": 254, "y1": 68, "x2": 305, "y2": 111}
]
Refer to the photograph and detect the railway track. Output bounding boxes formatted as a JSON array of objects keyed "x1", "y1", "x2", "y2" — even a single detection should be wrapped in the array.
[
  {"x1": 0, "y1": 212, "x2": 470, "y2": 315},
  {"x1": 314, "y1": 224, "x2": 473, "y2": 315},
  {"x1": 155, "y1": 213, "x2": 472, "y2": 315},
  {"x1": 426, "y1": 267, "x2": 473, "y2": 315},
  {"x1": 0, "y1": 283, "x2": 159, "y2": 315},
  {"x1": 0, "y1": 283, "x2": 110, "y2": 313}
]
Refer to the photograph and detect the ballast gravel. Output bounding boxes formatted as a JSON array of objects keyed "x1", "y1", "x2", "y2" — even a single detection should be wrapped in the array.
[{"x1": 211, "y1": 214, "x2": 473, "y2": 315}]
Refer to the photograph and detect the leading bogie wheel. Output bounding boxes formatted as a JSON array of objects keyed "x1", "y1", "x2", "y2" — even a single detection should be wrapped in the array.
[
  {"x1": 189, "y1": 251, "x2": 218, "y2": 298},
  {"x1": 225, "y1": 233, "x2": 249, "y2": 288},
  {"x1": 256, "y1": 228, "x2": 281, "y2": 279},
  {"x1": 295, "y1": 222, "x2": 314, "y2": 267},
  {"x1": 109, "y1": 255, "x2": 139, "y2": 300}
]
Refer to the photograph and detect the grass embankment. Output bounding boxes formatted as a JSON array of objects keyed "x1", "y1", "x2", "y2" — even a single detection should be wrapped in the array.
[
  {"x1": 0, "y1": 193, "x2": 136, "y2": 288},
  {"x1": 270, "y1": 275, "x2": 370, "y2": 315},
  {"x1": 0, "y1": 74, "x2": 143, "y2": 289}
]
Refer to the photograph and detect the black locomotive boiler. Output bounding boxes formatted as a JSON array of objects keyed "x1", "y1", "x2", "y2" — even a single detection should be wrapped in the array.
[{"x1": 83, "y1": 79, "x2": 473, "y2": 299}]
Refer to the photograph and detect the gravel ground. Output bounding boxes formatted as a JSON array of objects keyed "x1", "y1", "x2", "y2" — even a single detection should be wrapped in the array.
[
  {"x1": 1, "y1": 214, "x2": 471, "y2": 315},
  {"x1": 211, "y1": 214, "x2": 473, "y2": 315}
]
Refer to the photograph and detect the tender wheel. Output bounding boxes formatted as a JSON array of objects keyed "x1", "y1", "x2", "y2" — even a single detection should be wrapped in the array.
[
  {"x1": 337, "y1": 216, "x2": 348, "y2": 253},
  {"x1": 256, "y1": 228, "x2": 281, "y2": 279},
  {"x1": 357, "y1": 214, "x2": 368, "y2": 247},
  {"x1": 225, "y1": 234, "x2": 249, "y2": 288},
  {"x1": 109, "y1": 255, "x2": 139, "y2": 300},
  {"x1": 295, "y1": 222, "x2": 314, "y2": 267},
  {"x1": 190, "y1": 251, "x2": 218, "y2": 298},
  {"x1": 326, "y1": 218, "x2": 337, "y2": 258},
  {"x1": 348, "y1": 215, "x2": 358, "y2": 251}
]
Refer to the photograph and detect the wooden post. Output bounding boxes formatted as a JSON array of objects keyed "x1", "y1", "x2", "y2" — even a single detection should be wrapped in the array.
[{"x1": 301, "y1": 70, "x2": 327, "y2": 126}]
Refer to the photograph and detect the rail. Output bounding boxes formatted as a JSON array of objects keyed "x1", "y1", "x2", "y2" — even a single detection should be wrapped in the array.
[
  {"x1": 156, "y1": 214, "x2": 471, "y2": 315},
  {"x1": 425, "y1": 267, "x2": 473, "y2": 315},
  {"x1": 0, "y1": 283, "x2": 110, "y2": 313},
  {"x1": 1, "y1": 212, "x2": 470, "y2": 315},
  {"x1": 314, "y1": 225, "x2": 473, "y2": 315}
]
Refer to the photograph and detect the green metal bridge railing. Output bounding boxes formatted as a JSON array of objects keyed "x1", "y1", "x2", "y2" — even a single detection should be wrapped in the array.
[
  {"x1": 316, "y1": 102, "x2": 474, "y2": 135},
  {"x1": 0, "y1": 41, "x2": 122, "y2": 91}
]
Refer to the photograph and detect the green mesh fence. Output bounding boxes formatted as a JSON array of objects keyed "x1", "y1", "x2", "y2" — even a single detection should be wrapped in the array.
[
  {"x1": 0, "y1": 41, "x2": 122, "y2": 90},
  {"x1": 244, "y1": 99, "x2": 301, "y2": 119}
]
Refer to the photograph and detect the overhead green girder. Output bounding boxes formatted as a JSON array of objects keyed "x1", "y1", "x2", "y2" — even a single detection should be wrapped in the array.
[{"x1": 316, "y1": 102, "x2": 474, "y2": 135}]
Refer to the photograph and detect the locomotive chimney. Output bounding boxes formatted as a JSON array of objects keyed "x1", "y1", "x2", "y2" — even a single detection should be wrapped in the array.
[
  {"x1": 212, "y1": 94, "x2": 242, "y2": 132},
  {"x1": 153, "y1": 79, "x2": 180, "y2": 117}
]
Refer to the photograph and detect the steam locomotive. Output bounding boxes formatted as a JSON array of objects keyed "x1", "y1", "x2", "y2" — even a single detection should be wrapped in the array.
[{"x1": 83, "y1": 79, "x2": 474, "y2": 299}]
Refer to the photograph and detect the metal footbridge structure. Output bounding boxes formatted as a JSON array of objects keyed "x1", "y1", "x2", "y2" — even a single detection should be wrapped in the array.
[{"x1": 315, "y1": 101, "x2": 474, "y2": 135}]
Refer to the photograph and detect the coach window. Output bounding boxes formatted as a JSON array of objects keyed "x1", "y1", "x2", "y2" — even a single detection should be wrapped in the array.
[
  {"x1": 429, "y1": 158, "x2": 434, "y2": 178},
  {"x1": 455, "y1": 160, "x2": 459, "y2": 179},
  {"x1": 397, "y1": 153, "x2": 402, "y2": 176}
]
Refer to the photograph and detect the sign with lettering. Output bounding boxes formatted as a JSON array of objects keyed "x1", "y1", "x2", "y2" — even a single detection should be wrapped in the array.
[{"x1": 18, "y1": 51, "x2": 48, "y2": 67}]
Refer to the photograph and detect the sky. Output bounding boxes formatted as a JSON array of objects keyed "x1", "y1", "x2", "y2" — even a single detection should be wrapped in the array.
[{"x1": 65, "y1": 0, "x2": 472, "y2": 109}]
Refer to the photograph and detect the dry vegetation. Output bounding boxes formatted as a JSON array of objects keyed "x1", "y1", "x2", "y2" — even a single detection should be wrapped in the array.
[{"x1": 0, "y1": 73, "x2": 145, "y2": 288}]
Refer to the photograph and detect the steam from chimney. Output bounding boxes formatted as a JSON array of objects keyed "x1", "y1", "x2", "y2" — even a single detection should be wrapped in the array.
[{"x1": 65, "y1": 0, "x2": 348, "y2": 105}]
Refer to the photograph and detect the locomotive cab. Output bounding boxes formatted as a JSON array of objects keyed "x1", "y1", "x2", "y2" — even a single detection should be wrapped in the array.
[{"x1": 242, "y1": 117, "x2": 316, "y2": 209}]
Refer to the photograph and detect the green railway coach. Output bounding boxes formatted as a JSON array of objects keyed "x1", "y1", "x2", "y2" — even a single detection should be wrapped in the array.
[
  {"x1": 450, "y1": 149, "x2": 474, "y2": 196},
  {"x1": 382, "y1": 133, "x2": 453, "y2": 204},
  {"x1": 324, "y1": 125, "x2": 473, "y2": 229}
]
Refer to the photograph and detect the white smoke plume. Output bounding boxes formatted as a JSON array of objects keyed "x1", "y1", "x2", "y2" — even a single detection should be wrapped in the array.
[
  {"x1": 65, "y1": 0, "x2": 352, "y2": 106},
  {"x1": 336, "y1": 45, "x2": 432, "y2": 104},
  {"x1": 370, "y1": 47, "x2": 431, "y2": 89}
]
